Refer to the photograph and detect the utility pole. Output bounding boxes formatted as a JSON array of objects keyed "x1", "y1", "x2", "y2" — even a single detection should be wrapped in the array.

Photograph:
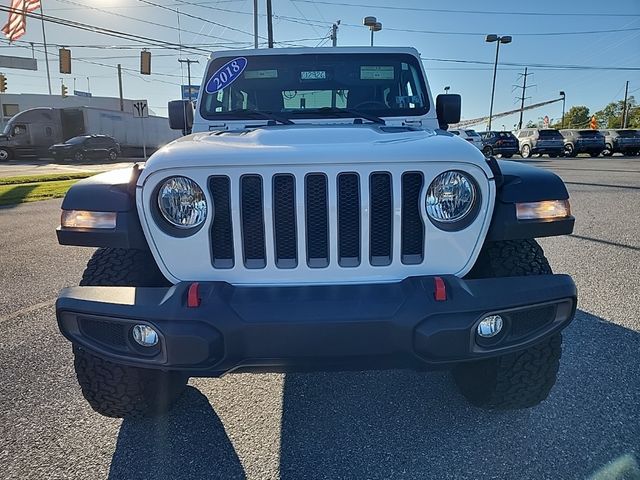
[
  {"x1": 117, "y1": 64, "x2": 124, "y2": 112},
  {"x1": 266, "y1": 0, "x2": 274, "y2": 48},
  {"x1": 331, "y1": 21, "x2": 340, "y2": 46},
  {"x1": 514, "y1": 67, "x2": 534, "y2": 130},
  {"x1": 178, "y1": 58, "x2": 199, "y2": 102},
  {"x1": 253, "y1": 0, "x2": 259, "y2": 49},
  {"x1": 622, "y1": 80, "x2": 629, "y2": 128}
]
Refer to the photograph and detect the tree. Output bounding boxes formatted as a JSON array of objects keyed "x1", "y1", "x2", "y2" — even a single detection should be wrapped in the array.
[
  {"x1": 595, "y1": 96, "x2": 637, "y2": 128},
  {"x1": 561, "y1": 106, "x2": 590, "y2": 129}
]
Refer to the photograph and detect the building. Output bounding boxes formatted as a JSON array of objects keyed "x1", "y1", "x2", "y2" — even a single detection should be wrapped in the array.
[{"x1": 0, "y1": 93, "x2": 159, "y2": 128}]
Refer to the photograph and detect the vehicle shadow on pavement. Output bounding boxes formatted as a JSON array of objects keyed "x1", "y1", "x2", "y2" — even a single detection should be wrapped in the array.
[
  {"x1": 278, "y1": 309, "x2": 640, "y2": 480},
  {"x1": 108, "y1": 386, "x2": 246, "y2": 480}
]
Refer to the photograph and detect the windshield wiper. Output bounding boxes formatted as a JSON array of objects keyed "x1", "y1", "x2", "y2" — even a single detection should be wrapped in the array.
[
  {"x1": 226, "y1": 109, "x2": 294, "y2": 125},
  {"x1": 308, "y1": 107, "x2": 386, "y2": 125}
]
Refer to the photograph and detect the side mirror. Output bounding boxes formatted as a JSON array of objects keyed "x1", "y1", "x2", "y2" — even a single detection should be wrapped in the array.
[
  {"x1": 436, "y1": 94, "x2": 461, "y2": 130},
  {"x1": 168, "y1": 100, "x2": 194, "y2": 135}
]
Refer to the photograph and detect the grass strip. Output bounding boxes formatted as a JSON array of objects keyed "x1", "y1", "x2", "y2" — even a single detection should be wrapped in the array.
[
  {"x1": 0, "y1": 171, "x2": 100, "y2": 186},
  {"x1": 0, "y1": 179, "x2": 79, "y2": 206}
]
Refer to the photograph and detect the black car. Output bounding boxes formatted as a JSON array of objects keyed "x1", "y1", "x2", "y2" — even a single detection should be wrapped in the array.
[
  {"x1": 479, "y1": 131, "x2": 519, "y2": 158},
  {"x1": 49, "y1": 135, "x2": 120, "y2": 162},
  {"x1": 559, "y1": 129, "x2": 605, "y2": 157},
  {"x1": 601, "y1": 129, "x2": 640, "y2": 156}
]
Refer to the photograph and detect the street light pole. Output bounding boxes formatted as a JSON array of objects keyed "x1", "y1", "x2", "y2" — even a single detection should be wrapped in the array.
[
  {"x1": 363, "y1": 16, "x2": 382, "y2": 46},
  {"x1": 485, "y1": 34, "x2": 512, "y2": 131},
  {"x1": 560, "y1": 91, "x2": 566, "y2": 128}
]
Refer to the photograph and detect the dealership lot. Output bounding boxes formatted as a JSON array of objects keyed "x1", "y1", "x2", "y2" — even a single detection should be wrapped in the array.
[{"x1": 0, "y1": 156, "x2": 638, "y2": 480}]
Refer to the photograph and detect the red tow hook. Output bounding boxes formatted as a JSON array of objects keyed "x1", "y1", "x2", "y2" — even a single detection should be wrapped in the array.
[
  {"x1": 434, "y1": 277, "x2": 447, "y2": 301},
  {"x1": 187, "y1": 282, "x2": 201, "y2": 308}
]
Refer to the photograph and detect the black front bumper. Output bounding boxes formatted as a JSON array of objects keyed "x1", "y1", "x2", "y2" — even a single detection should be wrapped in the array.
[{"x1": 56, "y1": 275, "x2": 577, "y2": 376}]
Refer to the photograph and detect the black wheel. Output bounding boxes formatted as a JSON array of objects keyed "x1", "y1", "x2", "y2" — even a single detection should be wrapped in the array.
[
  {"x1": 482, "y1": 146, "x2": 493, "y2": 157},
  {"x1": 456, "y1": 239, "x2": 562, "y2": 409},
  {"x1": 564, "y1": 143, "x2": 576, "y2": 157},
  {"x1": 0, "y1": 146, "x2": 12, "y2": 161},
  {"x1": 107, "y1": 149, "x2": 118, "y2": 161},
  {"x1": 74, "y1": 248, "x2": 186, "y2": 418},
  {"x1": 74, "y1": 150, "x2": 85, "y2": 162},
  {"x1": 602, "y1": 144, "x2": 613, "y2": 157},
  {"x1": 520, "y1": 144, "x2": 531, "y2": 158}
]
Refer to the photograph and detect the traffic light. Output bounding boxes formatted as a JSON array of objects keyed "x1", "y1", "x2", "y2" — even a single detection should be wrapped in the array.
[
  {"x1": 590, "y1": 115, "x2": 597, "y2": 130},
  {"x1": 0, "y1": 74, "x2": 6, "y2": 93},
  {"x1": 140, "y1": 50, "x2": 151, "y2": 75},
  {"x1": 59, "y1": 48, "x2": 71, "y2": 74},
  {"x1": 61, "y1": 83, "x2": 68, "y2": 98}
]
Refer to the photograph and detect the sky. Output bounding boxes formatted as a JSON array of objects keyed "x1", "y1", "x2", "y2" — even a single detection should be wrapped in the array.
[{"x1": 0, "y1": 0, "x2": 639, "y2": 129}]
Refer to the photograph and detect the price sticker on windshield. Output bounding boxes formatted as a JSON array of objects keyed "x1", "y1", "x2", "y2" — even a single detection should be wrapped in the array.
[{"x1": 205, "y1": 57, "x2": 248, "y2": 94}]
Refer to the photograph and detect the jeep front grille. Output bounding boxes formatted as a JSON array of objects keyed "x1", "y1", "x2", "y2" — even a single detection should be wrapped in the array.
[{"x1": 208, "y1": 171, "x2": 426, "y2": 270}]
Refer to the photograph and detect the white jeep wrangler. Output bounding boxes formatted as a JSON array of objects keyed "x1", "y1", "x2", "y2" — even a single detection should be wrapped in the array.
[{"x1": 56, "y1": 47, "x2": 576, "y2": 417}]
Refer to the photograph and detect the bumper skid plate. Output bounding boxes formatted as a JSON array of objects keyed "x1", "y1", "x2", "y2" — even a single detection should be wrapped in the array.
[{"x1": 56, "y1": 274, "x2": 577, "y2": 376}]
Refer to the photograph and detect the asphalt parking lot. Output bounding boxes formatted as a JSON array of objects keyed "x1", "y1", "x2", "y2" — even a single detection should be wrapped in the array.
[{"x1": 0, "y1": 156, "x2": 638, "y2": 480}]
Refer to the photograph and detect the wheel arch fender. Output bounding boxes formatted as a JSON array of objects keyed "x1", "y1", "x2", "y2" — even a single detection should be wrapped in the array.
[
  {"x1": 485, "y1": 160, "x2": 574, "y2": 241},
  {"x1": 56, "y1": 165, "x2": 149, "y2": 249}
]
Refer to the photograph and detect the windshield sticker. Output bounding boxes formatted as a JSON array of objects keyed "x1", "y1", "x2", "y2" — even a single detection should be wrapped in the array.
[
  {"x1": 360, "y1": 66, "x2": 394, "y2": 80},
  {"x1": 205, "y1": 57, "x2": 247, "y2": 94},
  {"x1": 244, "y1": 69, "x2": 278, "y2": 79},
  {"x1": 300, "y1": 70, "x2": 327, "y2": 81}
]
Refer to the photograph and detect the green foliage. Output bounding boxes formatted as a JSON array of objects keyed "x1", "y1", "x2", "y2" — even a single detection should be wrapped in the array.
[
  {"x1": 595, "y1": 96, "x2": 638, "y2": 129},
  {"x1": 561, "y1": 105, "x2": 591, "y2": 129}
]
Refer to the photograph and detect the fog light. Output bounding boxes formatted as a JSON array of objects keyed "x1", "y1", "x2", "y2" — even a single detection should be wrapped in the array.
[
  {"x1": 477, "y1": 315, "x2": 504, "y2": 338},
  {"x1": 132, "y1": 324, "x2": 159, "y2": 347}
]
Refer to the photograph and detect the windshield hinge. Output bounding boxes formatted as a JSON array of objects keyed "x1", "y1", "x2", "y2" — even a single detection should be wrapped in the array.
[{"x1": 403, "y1": 119, "x2": 423, "y2": 128}]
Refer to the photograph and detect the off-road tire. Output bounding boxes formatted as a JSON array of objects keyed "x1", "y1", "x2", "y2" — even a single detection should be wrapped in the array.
[
  {"x1": 80, "y1": 248, "x2": 169, "y2": 287},
  {"x1": 74, "y1": 248, "x2": 185, "y2": 418},
  {"x1": 73, "y1": 345, "x2": 187, "y2": 418},
  {"x1": 457, "y1": 239, "x2": 562, "y2": 409}
]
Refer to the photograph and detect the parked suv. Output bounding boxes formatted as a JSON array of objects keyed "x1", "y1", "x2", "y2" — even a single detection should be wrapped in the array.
[
  {"x1": 49, "y1": 134, "x2": 120, "y2": 162},
  {"x1": 514, "y1": 129, "x2": 565, "y2": 158},
  {"x1": 601, "y1": 129, "x2": 640, "y2": 156},
  {"x1": 55, "y1": 47, "x2": 576, "y2": 418},
  {"x1": 479, "y1": 131, "x2": 519, "y2": 158},
  {"x1": 560, "y1": 129, "x2": 605, "y2": 157},
  {"x1": 449, "y1": 129, "x2": 484, "y2": 151}
]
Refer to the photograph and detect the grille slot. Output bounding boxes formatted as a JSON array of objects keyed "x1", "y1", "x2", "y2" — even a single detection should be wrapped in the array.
[
  {"x1": 337, "y1": 173, "x2": 361, "y2": 267},
  {"x1": 240, "y1": 175, "x2": 266, "y2": 269},
  {"x1": 79, "y1": 317, "x2": 127, "y2": 350},
  {"x1": 209, "y1": 176, "x2": 234, "y2": 268},
  {"x1": 369, "y1": 172, "x2": 393, "y2": 266},
  {"x1": 401, "y1": 172, "x2": 425, "y2": 264},
  {"x1": 273, "y1": 174, "x2": 297, "y2": 268},
  {"x1": 305, "y1": 174, "x2": 329, "y2": 268}
]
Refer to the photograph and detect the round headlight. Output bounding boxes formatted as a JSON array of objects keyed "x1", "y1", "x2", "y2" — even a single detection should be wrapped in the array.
[
  {"x1": 426, "y1": 171, "x2": 477, "y2": 226},
  {"x1": 157, "y1": 176, "x2": 207, "y2": 229}
]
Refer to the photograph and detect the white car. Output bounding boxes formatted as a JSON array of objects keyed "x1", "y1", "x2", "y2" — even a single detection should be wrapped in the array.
[
  {"x1": 55, "y1": 46, "x2": 577, "y2": 418},
  {"x1": 449, "y1": 128, "x2": 484, "y2": 150}
]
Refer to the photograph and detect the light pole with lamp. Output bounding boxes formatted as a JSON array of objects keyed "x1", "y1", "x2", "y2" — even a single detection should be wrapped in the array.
[
  {"x1": 363, "y1": 16, "x2": 382, "y2": 46},
  {"x1": 444, "y1": 86, "x2": 450, "y2": 93},
  {"x1": 560, "y1": 91, "x2": 566, "y2": 128},
  {"x1": 485, "y1": 34, "x2": 512, "y2": 131}
]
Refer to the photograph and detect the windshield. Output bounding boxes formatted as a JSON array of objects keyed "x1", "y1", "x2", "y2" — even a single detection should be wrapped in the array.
[
  {"x1": 464, "y1": 130, "x2": 480, "y2": 137},
  {"x1": 199, "y1": 53, "x2": 429, "y2": 121},
  {"x1": 617, "y1": 130, "x2": 637, "y2": 137},
  {"x1": 577, "y1": 130, "x2": 602, "y2": 137},
  {"x1": 539, "y1": 129, "x2": 563, "y2": 139},
  {"x1": 65, "y1": 136, "x2": 87, "y2": 145}
]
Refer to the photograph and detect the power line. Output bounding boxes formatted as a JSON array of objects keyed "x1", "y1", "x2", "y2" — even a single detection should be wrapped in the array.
[
  {"x1": 421, "y1": 57, "x2": 640, "y2": 71},
  {"x1": 291, "y1": 0, "x2": 640, "y2": 17}
]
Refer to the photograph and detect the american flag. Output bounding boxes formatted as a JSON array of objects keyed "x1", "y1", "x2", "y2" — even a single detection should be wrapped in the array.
[{"x1": 2, "y1": 0, "x2": 41, "y2": 43}]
